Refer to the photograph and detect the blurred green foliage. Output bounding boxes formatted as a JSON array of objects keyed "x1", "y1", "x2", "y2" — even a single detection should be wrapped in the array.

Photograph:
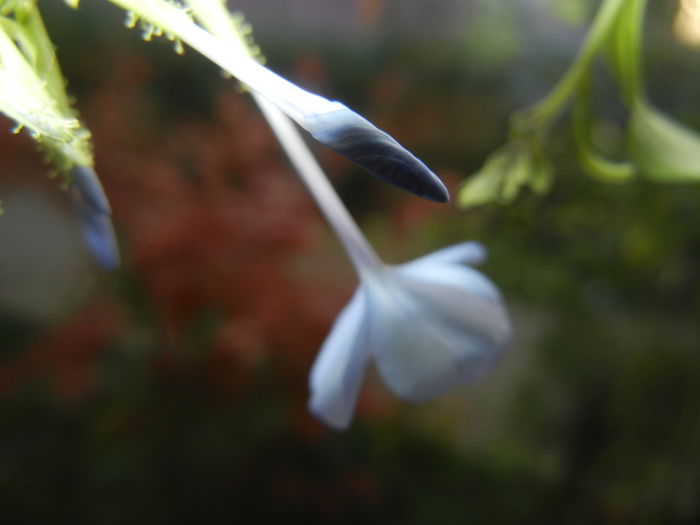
[{"x1": 460, "y1": 0, "x2": 700, "y2": 207}]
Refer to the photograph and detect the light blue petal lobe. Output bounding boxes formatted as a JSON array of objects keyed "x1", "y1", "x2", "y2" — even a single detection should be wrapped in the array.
[
  {"x1": 308, "y1": 289, "x2": 371, "y2": 430},
  {"x1": 402, "y1": 241, "x2": 488, "y2": 267},
  {"x1": 366, "y1": 270, "x2": 510, "y2": 401},
  {"x1": 396, "y1": 260, "x2": 501, "y2": 303},
  {"x1": 69, "y1": 166, "x2": 120, "y2": 270}
]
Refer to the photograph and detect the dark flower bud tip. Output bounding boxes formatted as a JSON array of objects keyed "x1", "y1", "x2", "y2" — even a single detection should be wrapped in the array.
[
  {"x1": 305, "y1": 107, "x2": 450, "y2": 203},
  {"x1": 69, "y1": 166, "x2": 120, "y2": 270}
]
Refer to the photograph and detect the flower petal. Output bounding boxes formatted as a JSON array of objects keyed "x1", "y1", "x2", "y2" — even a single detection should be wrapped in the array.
[
  {"x1": 308, "y1": 289, "x2": 371, "y2": 430},
  {"x1": 402, "y1": 241, "x2": 488, "y2": 267},
  {"x1": 366, "y1": 271, "x2": 510, "y2": 401},
  {"x1": 396, "y1": 259, "x2": 501, "y2": 303}
]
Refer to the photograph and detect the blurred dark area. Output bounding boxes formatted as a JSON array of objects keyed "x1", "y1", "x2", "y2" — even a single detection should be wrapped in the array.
[{"x1": 0, "y1": 1, "x2": 699, "y2": 523}]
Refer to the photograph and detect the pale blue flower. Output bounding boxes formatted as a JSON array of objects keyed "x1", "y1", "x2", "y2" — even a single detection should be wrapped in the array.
[
  {"x1": 169, "y1": 0, "x2": 511, "y2": 430},
  {"x1": 237, "y1": 62, "x2": 511, "y2": 432},
  {"x1": 308, "y1": 242, "x2": 510, "y2": 430}
]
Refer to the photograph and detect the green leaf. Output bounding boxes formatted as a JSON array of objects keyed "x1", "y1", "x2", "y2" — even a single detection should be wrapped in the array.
[
  {"x1": 458, "y1": 142, "x2": 553, "y2": 208},
  {"x1": 0, "y1": 5, "x2": 93, "y2": 172},
  {"x1": 458, "y1": 147, "x2": 511, "y2": 208},
  {"x1": 605, "y1": 0, "x2": 647, "y2": 104},
  {"x1": 529, "y1": 149, "x2": 554, "y2": 194},
  {"x1": 628, "y1": 99, "x2": 700, "y2": 182}
]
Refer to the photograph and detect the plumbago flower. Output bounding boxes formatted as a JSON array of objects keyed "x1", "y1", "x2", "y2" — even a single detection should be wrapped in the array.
[
  {"x1": 309, "y1": 242, "x2": 511, "y2": 429},
  {"x1": 257, "y1": 89, "x2": 511, "y2": 430},
  {"x1": 166, "y1": 1, "x2": 511, "y2": 429},
  {"x1": 0, "y1": 1, "x2": 118, "y2": 268}
]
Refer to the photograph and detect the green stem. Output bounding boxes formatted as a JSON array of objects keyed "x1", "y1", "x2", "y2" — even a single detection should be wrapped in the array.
[
  {"x1": 520, "y1": 0, "x2": 630, "y2": 130},
  {"x1": 608, "y1": 0, "x2": 648, "y2": 105},
  {"x1": 24, "y1": 4, "x2": 71, "y2": 115},
  {"x1": 106, "y1": 0, "x2": 337, "y2": 123},
  {"x1": 572, "y1": 69, "x2": 634, "y2": 181}
]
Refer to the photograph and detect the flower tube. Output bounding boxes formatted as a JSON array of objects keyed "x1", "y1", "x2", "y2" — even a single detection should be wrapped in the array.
[{"x1": 108, "y1": 0, "x2": 449, "y2": 202}]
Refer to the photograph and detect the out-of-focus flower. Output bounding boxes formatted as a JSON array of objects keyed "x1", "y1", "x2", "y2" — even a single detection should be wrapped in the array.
[{"x1": 309, "y1": 242, "x2": 510, "y2": 430}]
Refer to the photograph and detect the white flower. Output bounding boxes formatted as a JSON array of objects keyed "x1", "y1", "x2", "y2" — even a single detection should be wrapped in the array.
[{"x1": 309, "y1": 242, "x2": 510, "y2": 430}]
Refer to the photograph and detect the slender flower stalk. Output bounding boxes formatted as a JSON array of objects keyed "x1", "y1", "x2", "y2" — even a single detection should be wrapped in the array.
[
  {"x1": 256, "y1": 98, "x2": 384, "y2": 276},
  {"x1": 187, "y1": 1, "x2": 511, "y2": 429},
  {"x1": 519, "y1": 0, "x2": 630, "y2": 128},
  {"x1": 107, "y1": 0, "x2": 449, "y2": 202}
]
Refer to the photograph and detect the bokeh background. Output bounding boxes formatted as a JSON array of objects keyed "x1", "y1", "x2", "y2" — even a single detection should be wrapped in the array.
[{"x1": 1, "y1": 1, "x2": 699, "y2": 523}]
